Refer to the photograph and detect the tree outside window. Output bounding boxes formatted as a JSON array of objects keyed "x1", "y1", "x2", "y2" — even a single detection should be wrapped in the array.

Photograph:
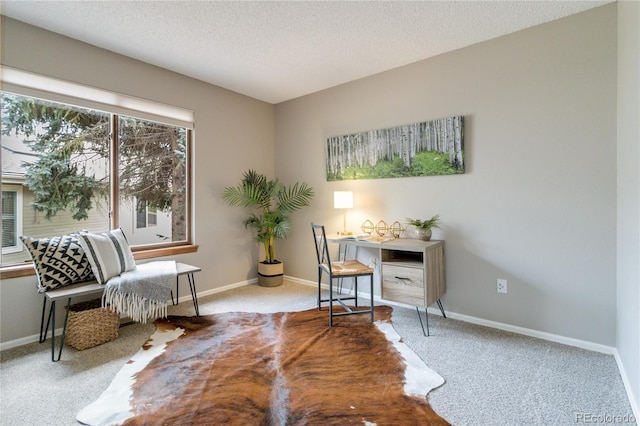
[{"x1": 0, "y1": 92, "x2": 190, "y2": 266}]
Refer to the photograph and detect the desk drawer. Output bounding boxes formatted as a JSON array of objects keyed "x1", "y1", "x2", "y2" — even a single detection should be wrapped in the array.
[{"x1": 382, "y1": 264, "x2": 425, "y2": 306}]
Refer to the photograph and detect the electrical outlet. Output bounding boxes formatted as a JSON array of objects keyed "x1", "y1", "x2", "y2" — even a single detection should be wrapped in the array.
[{"x1": 497, "y1": 279, "x2": 508, "y2": 294}]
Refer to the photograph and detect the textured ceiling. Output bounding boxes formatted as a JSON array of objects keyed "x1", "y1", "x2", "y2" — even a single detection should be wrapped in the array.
[{"x1": 1, "y1": 1, "x2": 612, "y2": 104}]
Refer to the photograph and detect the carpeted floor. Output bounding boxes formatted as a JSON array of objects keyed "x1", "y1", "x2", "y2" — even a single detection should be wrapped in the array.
[{"x1": 0, "y1": 280, "x2": 635, "y2": 426}]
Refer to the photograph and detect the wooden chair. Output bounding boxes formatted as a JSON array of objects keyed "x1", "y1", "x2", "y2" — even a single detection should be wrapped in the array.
[{"x1": 311, "y1": 224, "x2": 374, "y2": 326}]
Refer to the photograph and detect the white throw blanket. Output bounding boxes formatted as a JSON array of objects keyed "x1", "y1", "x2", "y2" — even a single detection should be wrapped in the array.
[{"x1": 102, "y1": 261, "x2": 177, "y2": 324}]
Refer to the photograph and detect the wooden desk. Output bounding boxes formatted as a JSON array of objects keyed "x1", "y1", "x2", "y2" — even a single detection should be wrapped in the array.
[
  {"x1": 326, "y1": 236, "x2": 446, "y2": 335},
  {"x1": 41, "y1": 262, "x2": 201, "y2": 361}
]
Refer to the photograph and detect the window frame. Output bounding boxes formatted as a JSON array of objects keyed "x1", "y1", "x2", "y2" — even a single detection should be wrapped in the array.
[
  {"x1": 0, "y1": 73, "x2": 198, "y2": 278},
  {"x1": 109, "y1": 122, "x2": 193, "y2": 252},
  {"x1": 1, "y1": 185, "x2": 23, "y2": 254}
]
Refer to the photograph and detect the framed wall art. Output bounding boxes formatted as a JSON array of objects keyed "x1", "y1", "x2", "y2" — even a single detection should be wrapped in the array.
[{"x1": 326, "y1": 115, "x2": 464, "y2": 181}]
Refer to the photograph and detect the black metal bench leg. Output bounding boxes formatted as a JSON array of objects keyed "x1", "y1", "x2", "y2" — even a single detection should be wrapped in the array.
[
  {"x1": 39, "y1": 297, "x2": 50, "y2": 343},
  {"x1": 49, "y1": 298, "x2": 72, "y2": 362},
  {"x1": 170, "y1": 275, "x2": 180, "y2": 306},
  {"x1": 50, "y1": 300, "x2": 56, "y2": 361},
  {"x1": 187, "y1": 273, "x2": 200, "y2": 316}
]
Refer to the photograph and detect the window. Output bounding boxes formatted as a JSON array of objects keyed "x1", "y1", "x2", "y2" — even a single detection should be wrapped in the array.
[
  {"x1": 136, "y1": 199, "x2": 158, "y2": 229},
  {"x1": 1, "y1": 91, "x2": 193, "y2": 267},
  {"x1": 1, "y1": 186, "x2": 23, "y2": 254}
]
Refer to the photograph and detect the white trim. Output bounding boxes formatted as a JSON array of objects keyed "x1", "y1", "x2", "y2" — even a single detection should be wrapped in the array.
[
  {"x1": 1, "y1": 66, "x2": 194, "y2": 129},
  {"x1": 444, "y1": 310, "x2": 616, "y2": 355},
  {"x1": 182, "y1": 277, "x2": 258, "y2": 301},
  {"x1": 614, "y1": 351, "x2": 640, "y2": 421},
  {"x1": 1, "y1": 185, "x2": 23, "y2": 254}
]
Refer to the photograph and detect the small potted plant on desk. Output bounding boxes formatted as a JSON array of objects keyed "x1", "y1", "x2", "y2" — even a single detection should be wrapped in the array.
[
  {"x1": 222, "y1": 169, "x2": 314, "y2": 287},
  {"x1": 405, "y1": 215, "x2": 441, "y2": 241}
]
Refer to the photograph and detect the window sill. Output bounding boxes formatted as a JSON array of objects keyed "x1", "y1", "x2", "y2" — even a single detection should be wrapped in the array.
[{"x1": 0, "y1": 244, "x2": 199, "y2": 280}]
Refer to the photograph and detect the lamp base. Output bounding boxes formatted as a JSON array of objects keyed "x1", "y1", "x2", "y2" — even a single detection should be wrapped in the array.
[{"x1": 337, "y1": 231, "x2": 353, "y2": 236}]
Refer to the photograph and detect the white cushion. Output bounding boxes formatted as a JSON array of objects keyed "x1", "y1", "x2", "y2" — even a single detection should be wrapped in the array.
[{"x1": 78, "y1": 229, "x2": 136, "y2": 284}]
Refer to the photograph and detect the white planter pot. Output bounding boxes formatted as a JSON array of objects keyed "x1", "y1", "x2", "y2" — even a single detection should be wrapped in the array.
[{"x1": 405, "y1": 225, "x2": 432, "y2": 241}]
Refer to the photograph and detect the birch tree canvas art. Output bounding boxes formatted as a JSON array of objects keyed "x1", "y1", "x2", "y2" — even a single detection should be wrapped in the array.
[{"x1": 326, "y1": 116, "x2": 464, "y2": 181}]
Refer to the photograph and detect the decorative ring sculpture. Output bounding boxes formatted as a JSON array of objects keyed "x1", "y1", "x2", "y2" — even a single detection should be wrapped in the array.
[
  {"x1": 375, "y1": 220, "x2": 389, "y2": 236},
  {"x1": 391, "y1": 221, "x2": 405, "y2": 238},
  {"x1": 361, "y1": 219, "x2": 405, "y2": 238},
  {"x1": 360, "y1": 219, "x2": 375, "y2": 235}
]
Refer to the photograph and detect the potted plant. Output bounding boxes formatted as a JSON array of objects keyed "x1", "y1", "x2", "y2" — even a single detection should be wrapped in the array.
[
  {"x1": 222, "y1": 169, "x2": 314, "y2": 287},
  {"x1": 405, "y1": 215, "x2": 441, "y2": 241}
]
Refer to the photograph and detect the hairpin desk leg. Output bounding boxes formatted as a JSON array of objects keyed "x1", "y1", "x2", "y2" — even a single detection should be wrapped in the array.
[{"x1": 416, "y1": 306, "x2": 430, "y2": 337}]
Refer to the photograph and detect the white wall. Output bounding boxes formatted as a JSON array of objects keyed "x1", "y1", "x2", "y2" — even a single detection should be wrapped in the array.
[
  {"x1": 275, "y1": 5, "x2": 618, "y2": 346},
  {"x1": 0, "y1": 16, "x2": 275, "y2": 343},
  {"x1": 616, "y1": 0, "x2": 640, "y2": 415}
]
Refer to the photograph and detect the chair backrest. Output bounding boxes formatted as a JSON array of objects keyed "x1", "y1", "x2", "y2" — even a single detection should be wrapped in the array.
[{"x1": 311, "y1": 224, "x2": 332, "y2": 271}]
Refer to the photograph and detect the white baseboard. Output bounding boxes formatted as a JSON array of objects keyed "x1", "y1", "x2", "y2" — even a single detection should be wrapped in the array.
[
  {"x1": 614, "y1": 351, "x2": 640, "y2": 421},
  {"x1": 0, "y1": 277, "x2": 258, "y2": 352},
  {"x1": 443, "y1": 310, "x2": 617, "y2": 355},
  {"x1": 0, "y1": 334, "x2": 41, "y2": 352},
  {"x1": 181, "y1": 277, "x2": 258, "y2": 301}
]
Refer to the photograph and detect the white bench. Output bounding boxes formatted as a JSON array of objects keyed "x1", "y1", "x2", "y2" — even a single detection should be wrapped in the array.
[{"x1": 40, "y1": 262, "x2": 201, "y2": 361}]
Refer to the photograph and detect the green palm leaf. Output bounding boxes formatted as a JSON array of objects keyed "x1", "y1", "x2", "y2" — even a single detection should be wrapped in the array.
[{"x1": 222, "y1": 170, "x2": 314, "y2": 263}]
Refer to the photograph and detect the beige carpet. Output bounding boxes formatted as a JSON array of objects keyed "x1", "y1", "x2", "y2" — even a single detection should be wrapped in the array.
[{"x1": 0, "y1": 280, "x2": 636, "y2": 426}]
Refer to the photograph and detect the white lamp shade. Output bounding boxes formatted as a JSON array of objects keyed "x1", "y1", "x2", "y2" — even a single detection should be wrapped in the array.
[{"x1": 334, "y1": 191, "x2": 354, "y2": 209}]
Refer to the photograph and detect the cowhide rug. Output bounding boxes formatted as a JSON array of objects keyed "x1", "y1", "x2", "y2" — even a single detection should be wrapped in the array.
[{"x1": 77, "y1": 306, "x2": 448, "y2": 425}]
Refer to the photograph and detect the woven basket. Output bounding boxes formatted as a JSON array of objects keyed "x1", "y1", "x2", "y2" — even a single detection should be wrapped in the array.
[{"x1": 65, "y1": 299, "x2": 119, "y2": 350}]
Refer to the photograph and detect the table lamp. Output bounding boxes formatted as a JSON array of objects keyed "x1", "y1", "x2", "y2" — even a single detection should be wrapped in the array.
[{"x1": 334, "y1": 191, "x2": 354, "y2": 235}]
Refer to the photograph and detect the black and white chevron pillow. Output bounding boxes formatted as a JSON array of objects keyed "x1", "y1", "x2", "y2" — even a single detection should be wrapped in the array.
[{"x1": 21, "y1": 234, "x2": 96, "y2": 293}]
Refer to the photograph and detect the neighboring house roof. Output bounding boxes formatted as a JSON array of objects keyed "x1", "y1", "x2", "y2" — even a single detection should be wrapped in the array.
[{"x1": 2, "y1": 131, "x2": 111, "y2": 186}]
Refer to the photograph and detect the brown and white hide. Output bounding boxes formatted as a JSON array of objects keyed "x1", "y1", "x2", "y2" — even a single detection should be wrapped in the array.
[{"x1": 77, "y1": 306, "x2": 448, "y2": 425}]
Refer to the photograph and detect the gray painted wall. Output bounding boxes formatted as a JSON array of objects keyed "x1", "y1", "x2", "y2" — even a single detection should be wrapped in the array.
[{"x1": 275, "y1": 5, "x2": 618, "y2": 346}]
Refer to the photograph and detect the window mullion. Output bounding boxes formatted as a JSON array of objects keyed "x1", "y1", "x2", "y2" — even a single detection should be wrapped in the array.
[
  {"x1": 110, "y1": 114, "x2": 119, "y2": 230},
  {"x1": 185, "y1": 128, "x2": 193, "y2": 244}
]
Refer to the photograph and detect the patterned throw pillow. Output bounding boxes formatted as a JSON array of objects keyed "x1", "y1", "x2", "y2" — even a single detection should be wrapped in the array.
[
  {"x1": 77, "y1": 228, "x2": 136, "y2": 284},
  {"x1": 20, "y1": 234, "x2": 96, "y2": 293}
]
